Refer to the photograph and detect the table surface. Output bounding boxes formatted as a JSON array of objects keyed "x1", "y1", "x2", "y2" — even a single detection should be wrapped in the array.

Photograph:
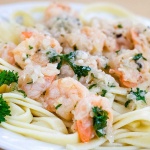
[{"x1": 0, "y1": 0, "x2": 150, "y2": 150}]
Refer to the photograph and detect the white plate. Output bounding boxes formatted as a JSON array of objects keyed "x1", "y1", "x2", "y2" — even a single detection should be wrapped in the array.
[{"x1": 0, "y1": 2, "x2": 150, "y2": 150}]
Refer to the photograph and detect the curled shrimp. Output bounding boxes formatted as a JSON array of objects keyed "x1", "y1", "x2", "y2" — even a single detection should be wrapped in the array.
[
  {"x1": 43, "y1": 77, "x2": 113, "y2": 142},
  {"x1": 65, "y1": 26, "x2": 106, "y2": 54},
  {"x1": 74, "y1": 94, "x2": 113, "y2": 142},
  {"x1": 13, "y1": 31, "x2": 62, "y2": 68},
  {"x1": 44, "y1": 3, "x2": 72, "y2": 21},
  {"x1": 0, "y1": 42, "x2": 16, "y2": 65},
  {"x1": 44, "y1": 77, "x2": 89, "y2": 121},
  {"x1": 108, "y1": 49, "x2": 149, "y2": 88},
  {"x1": 19, "y1": 63, "x2": 59, "y2": 100},
  {"x1": 110, "y1": 69, "x2": 138, "y2": 88}
]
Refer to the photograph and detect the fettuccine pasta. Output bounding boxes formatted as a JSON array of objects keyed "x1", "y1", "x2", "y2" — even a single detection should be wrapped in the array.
[{"x1": 0, "y1": 2, "x2": 150, "y2": 150}]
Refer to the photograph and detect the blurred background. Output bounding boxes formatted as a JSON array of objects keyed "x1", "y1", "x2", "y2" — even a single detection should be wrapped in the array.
[{"x1": 0, "y1": 0, "x2": 149, "y2": 18}]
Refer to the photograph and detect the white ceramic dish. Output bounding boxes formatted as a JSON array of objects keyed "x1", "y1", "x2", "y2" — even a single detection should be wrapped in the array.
[{"x1": 0, "y1": 2, "x2": 150, "y2": 150}]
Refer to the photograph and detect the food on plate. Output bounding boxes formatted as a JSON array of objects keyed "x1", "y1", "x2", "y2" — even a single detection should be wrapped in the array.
[{"x1": 0, "y1": 2, "x2": 150, "y2": 149}]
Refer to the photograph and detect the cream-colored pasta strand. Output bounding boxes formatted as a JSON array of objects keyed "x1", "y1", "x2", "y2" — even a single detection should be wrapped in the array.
[{"x1": 0, "y1": 58, "x2": 21, "y2": 72}]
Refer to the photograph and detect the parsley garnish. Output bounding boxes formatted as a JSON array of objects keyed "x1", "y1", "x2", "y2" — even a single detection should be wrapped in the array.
[
  {"x1": 117, "y1": 24, "x2": 123, "y2": 28},
  {"x1": 108, "y1": 82, "x2": 116, "y2": 87},
  {"x1": 124, "y1": 100, "x2": 132, "y2": 107},
  {"x1": 17, "y1": 90, "x2": 27, "y2": 98},
  {"x1": 129, "y1": 88, "x2": 147, "y2": 103},
  {"x1": 89, "y1": 84, "x2": 97, "y2": 89},
  {"x1": 115, "y1": 50, "x2": 120, "y2": 54},
  {"x1": 104, "y1": 64, "x2": 110, "y2": 69},
  {"x1": 132, "y1": 53, "x2": 146, "y2": 72},
  {"x1": 26, "y1": 54, "x2": 30, "y2": 58},
  {"x1": 92, "y1": 107, "x2": 109, "y2": 137},
  {"x1": 55, "y1": 104, "x2": 62, "y2": 109},
  {"x1": 29, "y1": 45, "x2": 33, "y2": 50},
  {"x1": 101, "y1": 89, "x2": 107, "y2": 97},
  {"x1": 0, "y1": 70, "x2": 19, "y2": 86},
  {"x1": 0, "y1": 94, "x2": 11, "y2": 123},
  {"x1": 47, "y1": 52, "x2": 91, "y2": 79},
  {"x1": 27, "y1": 80, "x2": 33, "y2": 84},
  {"x1": 133, "y1": 53, "x2": 147, "y2": 61}
]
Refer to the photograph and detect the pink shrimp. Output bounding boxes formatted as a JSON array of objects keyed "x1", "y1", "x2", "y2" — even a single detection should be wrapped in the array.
[
  {"x1": 65, "y1": 26, "x2": 106, "y2": 54},
  {"x1": 44, "y1": 3, "x2": 72, "y2": 21},
  {"x1": 19, "y1": 63, "x2": 59, "y2": 100},
  {"x1": 43, "y1": 77, "x2": 113, "y2": 142},
  {"x1": 0, "y1": 42, "x2": 16, "y2": 65},
  {"x1": 13, "y1": 31, "x2": 62, "y2": 68}
]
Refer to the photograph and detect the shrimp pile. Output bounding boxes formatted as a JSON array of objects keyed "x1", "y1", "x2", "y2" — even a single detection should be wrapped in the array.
[{"x1": 1, "y1": 2, "x2": 150, "y2": 146}]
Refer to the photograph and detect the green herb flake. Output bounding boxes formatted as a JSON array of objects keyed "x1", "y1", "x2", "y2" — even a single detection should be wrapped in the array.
[
  {"x1": 115, "y1": 50, "x2": 120, "y2": 54},
  {"x1": 117, "y1": 24, "x2": 123, "y2": 28},
  {"x1": 27, "y1": 80, "x2": 33, "y2": 84},
  {"x1": 133, "y1": 53, "x2": 147, "y2": 61},
  {"x1": 104, "y1": 64, "x2": 110, "y2": 69},
  {"x1": 101, "y1": 89, "x2": 107, "y2": 97},
  {"x1": 92, "y1": 106, "x2": 109, "y2": 137},
  {"x1": 47, "y1": 52, "x2": 91, "y2": 79},
  {"x1": 26, "y1": 54, "x2": 30, "y2": 58},
  {"x1": 124, "y1": 100, "x2": 132, "y2": 108},
  {"x1": 17, "y1": 90, "x2": 27, "y2": 98},
  {"x1": 89, "y1": 84, "x2": 97, "y2": 90},
  {"x1": 55, "y1": 104, "x2": 62, "y2": 109},
  {"x1": 108, "y1": 82, "x2": 116, "y2": 87},
  {"x1": 129, "y1": 88, "x2": 147, "y2": 103},
  {"x1": 0, "y1": 94, "x2": 11, "y2": 123},
  {"x1": 29, "y1": 45, "x2": 33, "y2": 50},
  {"x1": 0, "y1": 70, "x2": 19, "y2": 86}
]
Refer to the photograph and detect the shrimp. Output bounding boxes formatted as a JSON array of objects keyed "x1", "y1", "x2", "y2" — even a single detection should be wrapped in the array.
[
  {"x1": 130, "y1": 27, "x2": 150, "y2": 60},
  {"x1": 65, "y1": 26, "x2": 106, "y2": 54},
  {"x1": 44, "y1": 77, "x2": 89, "y2": 121},
  {"x1": 110, "y1": 69, "x2": 138, "y2": 88},
  {"x1": 13, "y1": 31, "x2": 62, "y2": 68},
  {"x1": 74, "y1": 94, "x2": 113, "y2": 142},
  {"x1": 107, "y1": 49, "x2": 150, "y2": 88},
  {"x1": 45, "y1": 3, "x2": 72, "y2": 21},
  {"x1": 43, "y1": 77, "x2": 113, "y2": 142},
  {"x1": 0, "y1": 42, "x2": 16, "y2": 65},
  {"x1": 19, "y1": 63, "x2": 59, "y2": 100}
]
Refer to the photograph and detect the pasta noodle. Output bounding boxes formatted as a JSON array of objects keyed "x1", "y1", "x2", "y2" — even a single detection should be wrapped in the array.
[{"x1": 0, "y1": 2, "x2": 150, "y2": 150}]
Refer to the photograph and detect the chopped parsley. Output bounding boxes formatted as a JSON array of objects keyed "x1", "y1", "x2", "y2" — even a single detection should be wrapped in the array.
[
  {"x1": 27, "y1": 80, "x2": 33, "y2": 84},
  {"x1": 115, "y1": 50, "x2": 120, "y2": 55},
  {"x1": 0, "y1": 94, "x2": 11, "y2": 123},
  {"x1": 92, "y1": 106, "x2": 109, "y2": 137},
  {"x1": 0, "y1": 70, "x2": 19, "y2": 86},
  {"x1": 136, "y1": 62, "x2": 142, "y2": 72},
  {"x1": 47, "y1": 51, "x2": 91, "y2": 79},
  {"x1": 55, "y1": 104, "x2": 62, "y2": 109},
  {"x1": 108, "y1": 82, "x2": 116, "y2": 87},
  {"x1": 117, "y1": 24, "x2": 123, "y2": 28},
  {"x1": 133, "y1": 53, "x2": 147, "y2": 61},
  {"x1": 17, "y1": 90, "x2": 27, "y2": 98},
  {"x1": 88, "y1": 84, "x2": 97, "y2": 89},
  {"x1": 129, "y1": 88, "x2": 147, "y2": 103},
  {"x1": 101, "y1": 89, "x2": 107, "y2": 97},
  {"x1": 26, "y1": 54, "x2": 30, "y2": 58},
  {"x1": 124, "y1": 100, "x2": 132, "y2": 108},
  {"x1": 29, "y1": 45, "x2": 33, "y2": 50},
  {"x1": 104, "y1": 64, "x2": 110, "y2": 69}
]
